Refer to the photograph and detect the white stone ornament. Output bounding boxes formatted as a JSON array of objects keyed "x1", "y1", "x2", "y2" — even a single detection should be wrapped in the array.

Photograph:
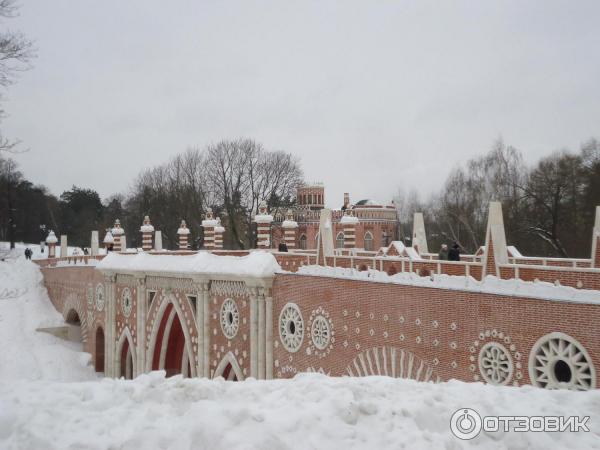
[
  {"x1": 121, "y1": 287, "x2": 133, "y2": 317},
  {"x1": 478, "y1": 342, "x2": 513, "y2": 386},
  {"x1": 310, "y1": 315, "x2": 331, "y2": 350},
  {"x1": 279, "y1": 303, "x2": 304, "y2": 353},
  {"x1": 220, "y1": 298, "x2": 240, "y2": 339},
  {"x1": 95, "y1": 283, "x2": 105, "y2": 312},
  {"x1": 529, "y1": 332, "x2": 596, "y2": 390}
]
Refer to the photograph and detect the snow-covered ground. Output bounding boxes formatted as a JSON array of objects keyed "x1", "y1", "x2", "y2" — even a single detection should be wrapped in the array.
[
  {"x1": 0, "y1": 241, "x2": 106, "y2": 260},
  {"x1": 1, "y1": 259, "x2": 599, "y2": 449}
]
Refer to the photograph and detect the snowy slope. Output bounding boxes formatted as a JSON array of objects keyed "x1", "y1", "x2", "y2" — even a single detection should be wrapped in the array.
[
  {"x1": 0, "y1": 259, "x2": 599, "y2": 449},
  {"x1": 0, "y1": 259, "x2": 96, "y2": 381}
]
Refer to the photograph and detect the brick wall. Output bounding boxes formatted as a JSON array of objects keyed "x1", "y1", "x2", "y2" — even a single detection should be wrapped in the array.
[{"x1": 272, "y1": 273, "x2": 600, "y2": 388}]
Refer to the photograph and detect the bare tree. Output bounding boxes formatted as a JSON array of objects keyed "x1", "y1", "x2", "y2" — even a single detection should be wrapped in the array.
[{"x1": 0, "y1": 0, "x2": 34, "y2": 153}]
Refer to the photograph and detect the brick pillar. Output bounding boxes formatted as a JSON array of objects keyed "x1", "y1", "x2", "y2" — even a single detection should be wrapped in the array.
[
  {"x1": 254, "y1": 201, "x2": 273, "y2": 249},
  {"x1": 592, "y1": 206, "x2": 600, "y2": 268},
  {"x1": 46, "y1": 230, "x2": 58, "y2": 258},
  {"x1": 139, "y1": 216, "x2": 154, "y2": 252},
  {"x1": 282, "y1": 209, "x2": 298, "y2": 249},
  {"x1": 202, "y1": 208, "x2": 217, "y2": 250},
  {"x1": 177, "y1": 220, "x2": 190, "y2": 250},
  {"x1": 341, "y1": 208, "x2": 358, "y2": 249},
  {"x1": 111, "y1": 219, "x2": 125, "y2": 252},
  {"x1": 103, "y1": 230, "x2": 114, "y2": 252},
  {"x1": 214, "y1": 217, "x2": 225, "y2": 249}
]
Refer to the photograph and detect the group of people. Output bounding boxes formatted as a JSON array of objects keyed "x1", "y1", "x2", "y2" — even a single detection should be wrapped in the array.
[{"x1": 438, "y1": 242, "x2": 461, "y2": 261}]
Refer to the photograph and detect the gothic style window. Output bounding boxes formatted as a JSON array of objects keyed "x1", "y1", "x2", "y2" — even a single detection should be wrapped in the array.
[
  {"x1": 364, "y1": 231, "x2": 374, "y2": 251},
  {"x1": 336, "y1": 232, "x2": 345, "y2": 249},
  {"x1": 299, "y1": 234, "x2": 307, "y2": 250}
]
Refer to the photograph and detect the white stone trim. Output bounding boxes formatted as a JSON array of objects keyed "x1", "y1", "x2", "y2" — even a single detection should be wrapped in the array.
[
  {"x1": 115, "y1": 327, "x2": 137, "y2": 379},
  {"x1": 214, "y1": 351, "x2": 244, "y2": 380}
]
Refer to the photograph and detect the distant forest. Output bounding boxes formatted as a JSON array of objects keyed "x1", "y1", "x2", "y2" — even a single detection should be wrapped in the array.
[{"x1": 1, "y1": 137, "x2": 599, "y2": 258}]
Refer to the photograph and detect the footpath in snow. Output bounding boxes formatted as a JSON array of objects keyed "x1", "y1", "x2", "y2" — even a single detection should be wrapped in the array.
[{"x1": 0, "y1": 258, "x2": 599, "y2": 449}]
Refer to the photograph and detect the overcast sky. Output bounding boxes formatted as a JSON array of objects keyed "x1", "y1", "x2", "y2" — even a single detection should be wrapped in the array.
[{"x1": 3, "y1": 0, "x2": 600, "y2": 207}]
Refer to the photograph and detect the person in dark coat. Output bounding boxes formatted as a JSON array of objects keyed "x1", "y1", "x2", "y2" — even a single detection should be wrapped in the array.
[
  {"x1": 24, "y1": 248, "x2": 32, "y2": 260},
  {"x1": 448, "y1": 242, "x2": 461, "y2": 261}
]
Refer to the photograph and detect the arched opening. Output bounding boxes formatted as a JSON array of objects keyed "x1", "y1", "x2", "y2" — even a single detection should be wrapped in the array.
[
  {"x1": 65, "y1": 308, "x2": 82, "y2": 342},
  {"x1": 336, "y1": 232, "x2": 345, "y2": 249},
  {"x1": 364, "y1": 232, "x2": 374, "y2": 251},
  {"x1": 95, "y1": 327, "x2": 105, "y2": 373},
  {"x1": 120, "y1": 337, "x2": 133, "y2": 379},
  {"x1": 214, "y1": 352, "x2": 244, "y2": 381},
  {"x1": 151, "y1": 302, "x2": 191, "y2": 378},
  {"x1": 299, "y1": 234, "x2": 307, "y2": 250}
]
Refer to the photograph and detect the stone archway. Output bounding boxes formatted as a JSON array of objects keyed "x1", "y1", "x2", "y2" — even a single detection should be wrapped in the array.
[
  {"x1": 213, "y1": 352, "x2": 244, "y2": 381},
  {"x1": 116, "y1": 328, "x2": 136, "y2": 380},
  {"x1": 147, "y1": 296, "x2": 196, "y2": 378},
  {"x1": 95, "y1": 326, "x2": 105, "y2": 373},
  {"x1": 65, "y1": 308, "x2": 82, "y2": 342}
]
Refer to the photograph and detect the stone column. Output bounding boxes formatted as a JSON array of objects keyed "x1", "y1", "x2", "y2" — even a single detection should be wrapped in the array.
[
  {"x1": 482, "y1": 202, "x2": 508, "y2": 278},
  {"x1": 412, "y1": 212, "x2": 429, "y2": 254},
  {"x1": 104, "y1": 274, "x2": 117, "y2": 377},
  {"x1": 257, "y1": 288, "x2": 266, "y2": 380},
  {"x1": 111, "y1": 220, "x2": 125, "y2": 252},
  {"x1": 202, "y1": 283, "x2": 210, "y2": 377},
  {"x1": 249, "y1": 287, "x2": 259, "y2": 378},
  {"x1": 154, "y1": 231, "x2": 163, "y2": 251},
  {"x1": 177, "y1": 220, "x2": 190, "y2": 250},
  {"x1": 592, "y1": 206, "x2": 600, "y2": 268},
  {"x1": 202, "y1": 208, "x2": 217, "y2": 250},
  {"x1": 214, "y1": 218, "x2": 225, "y2": 250},
  {"x1": 135, "y1": 276, "x2": 146, "y2": 375},
  {"x1": 139, "y1": 216, "x2": 154, "y2": 252},
  {"x1": 254, "y1": 201, "x2": 273, "y2": 250},
  {"x1": 341, "y1": 208, "x2": 358, "y2": 249},
  {"x1": 46, "y1": 230, "x2": 58, "y2": 258},
  {"x1": 60, "y1": 235, "x2": 68, "y2": 258},
  {"x1": 91, "y1": 231, "x2": 99, "y2": 256},
  {"x1": 282, "y1": 209, "x2": 298, "y2": 250},
  {"x1": 265, "y1": 291, "x2": 273, "y2": 379}
]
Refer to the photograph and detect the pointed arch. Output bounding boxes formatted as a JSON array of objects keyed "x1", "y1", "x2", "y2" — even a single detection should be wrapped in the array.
[
  {"x1": 335, "y1": 232, "x2": 345, "y2": 249},
  {"x1": 95, "y1": 326, "x2": 105, "y2": 373},
  {"x1": 115, "y1": 327, "x2": 137, "y2": 380},
  {"x1": 146, "y1": 293, "x2": 196, "y2": 377},
  {"x1": 213, "y1": 352, "x2": 244, "y2": 381},
  {"x1": 364, "y1": 231, "x2": 374, "y2": 251}
]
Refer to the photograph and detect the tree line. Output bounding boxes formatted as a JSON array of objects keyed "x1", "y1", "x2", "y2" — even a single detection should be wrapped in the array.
[
  {"x1": 0, "y1": 139, "x2": 303, "y2": 250},
  {"x1": 395, "y1": 138, "x2": 600, "y2": 258}
]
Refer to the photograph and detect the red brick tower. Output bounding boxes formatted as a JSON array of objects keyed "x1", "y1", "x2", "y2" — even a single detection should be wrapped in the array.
[
  {"x1": 202, "y1": 208, "x2": 217, "y2": 250},
  {"x1": 255, "y1": 201, "x2": 273, "y2": 249},
  {"x1": 214, "y1": 217, "x2": 225, "y2": 250},
  {"x1": 341, "y1": 208, "x2": 358, "y2": 249},
  {"x1": 111, "y1": 220, "x2": 125, "y2": 252},
  {"x1": 177, "y1": 220, "x2": 190, "y2": 250},
  {"x1": 282, "y1": 209, "x2": 298, "y2": 249},
  {"x1": 140, "y1": 216, "x2": 154, "y2": 251},
  {"x1": 46, "y1": 230, "x2": 58, "y2": 258}
]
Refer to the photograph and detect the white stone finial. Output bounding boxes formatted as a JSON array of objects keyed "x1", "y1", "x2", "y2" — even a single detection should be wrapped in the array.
[
  {"x1": 45, "y1": 230, "x2": 58, "y2": 244},
  {"x1": 177, "y1": 220, "x2": 190, "y2": 235},
  {"x1": 140, "y1": 215, "x2": 154, "y2": 233}
]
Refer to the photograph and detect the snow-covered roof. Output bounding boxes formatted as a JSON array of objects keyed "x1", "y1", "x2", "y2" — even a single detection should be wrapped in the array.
[
  {"x1": 340, "y1": 215, "x2": 359, "y2": 224},
  {"x1": 103, "y1": 232, "x2": 114, "y2": 244},
  {"x1": 177, "y1": 227, "x2": 190, "y2": 235},
  {"x1": 404, "y1": 247, "x2": 421, "y2": 260},
  {"x1": 254, "y1": 214, "x2": 274, "y2": 224},
  {"x1": 97, "y1": 251, "x2": 281, "y2": 278},
  {"x1": 281, "y1": 220, "x2": 298, "y2": 228},
  {"x1": 140, "y1": 225, "x2": 155, "y2": 233},
  {"x1": 507, "y1": 246, "x2": 523, "y2": 258}
]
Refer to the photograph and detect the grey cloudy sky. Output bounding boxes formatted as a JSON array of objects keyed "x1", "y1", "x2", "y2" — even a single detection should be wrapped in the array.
[{"x1": 3, "y1": 0, "x2": 600, "y2": 207}]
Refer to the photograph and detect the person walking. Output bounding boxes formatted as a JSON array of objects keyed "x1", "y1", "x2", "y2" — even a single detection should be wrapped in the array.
[{"x1": 438, "y1": 244, "x2": 448, "y2": 260}]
